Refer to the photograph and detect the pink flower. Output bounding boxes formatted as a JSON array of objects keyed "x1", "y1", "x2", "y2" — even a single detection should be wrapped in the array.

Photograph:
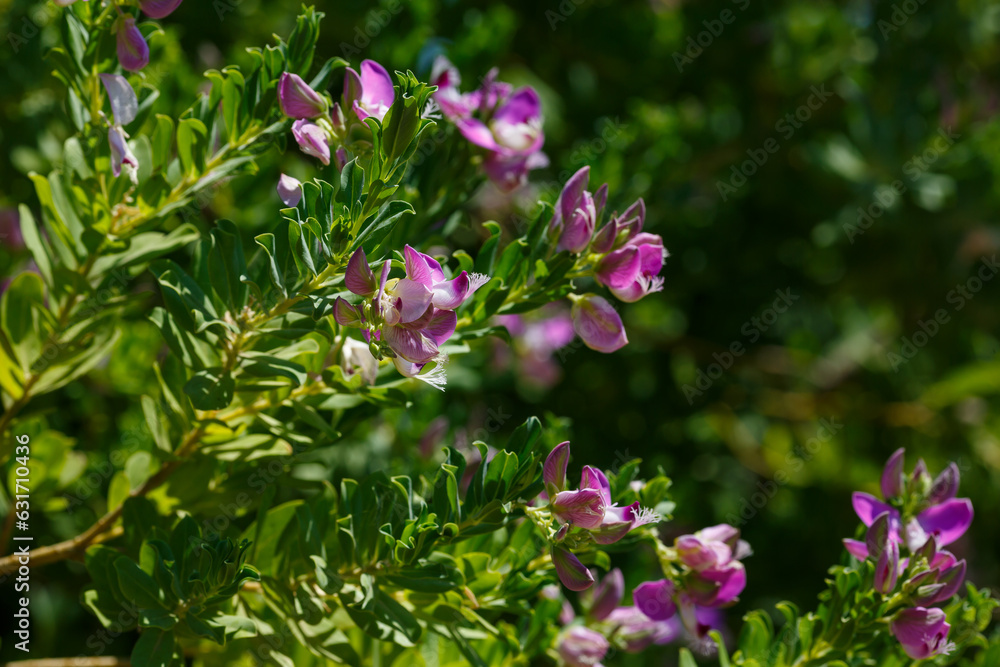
[
  {"x1": 890, "y1": 607, "x2": 954, "y2": 660},
  {"x1": 279, "y1": 72, "x2": 328, "y2": 120},
  {"x1": 291, "y1": 119, "x2": 331, "y2": 165},
  {"x1": 276, "y1": 174, "x2": 302, "y2": 207},
  {"x1": 557, "y1": 626, "x2": 608, "y2": 667},
  {"x1": 570, "y1": 294, "x2": 628, "y2": 353},
  {"x1": 595, "y1": 232, "x2": 666, "y2": 303},
  {"x1": 344, "y1": 60, "x2": 395, "y2": 122},
  {"x1": 552, "y1": 546, "x2": 595, "y2": 591},
  {"x1": 403, "y1": 245, "x2": 488, "y2": 309}
]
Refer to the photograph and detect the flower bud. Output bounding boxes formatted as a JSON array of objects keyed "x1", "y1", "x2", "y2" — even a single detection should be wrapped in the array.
[
  {"x1": 880, "y1": 447, "x2": 905, "y2": 499},
  {"x1": 276, "y1": 173, "x2": 302, "y2": 207},
  {"x1": 551, "y1": 547, "x2": 594, "y2": 591},
  {"x1": 138, "y1": 0, "x2": 183, "y2": 18},
  {"x1": 569, "y1": 294, "x2": 628, "y2": 354},
  {"x1": 557, "y1": 626, "x2": 608, "y2": 667},
  {"x1": 588, "y1": 568, "x2": 624, "y2": 621},
  {"x1": 278, "y1": 72, "x2": 328, "y2": 120},
  {"x1": 543, "y1": 441, "x2": 570, "y2": 496},
  {"x1": 115, "y1": 16, "x2": 149, "y2": 72},
  {"x1": 927, "y1": 462, "x2": 960, "y2": 505}
]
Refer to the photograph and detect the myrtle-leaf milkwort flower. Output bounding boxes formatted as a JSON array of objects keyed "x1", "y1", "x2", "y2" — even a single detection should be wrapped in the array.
[{"x1": 99, "y1": 74, "x2": 139, "y2": 184}]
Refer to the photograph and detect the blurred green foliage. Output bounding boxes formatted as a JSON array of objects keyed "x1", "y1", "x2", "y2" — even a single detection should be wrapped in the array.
[{"x1": 2, "y1": 0, "x2": 1000, "y2": 663}]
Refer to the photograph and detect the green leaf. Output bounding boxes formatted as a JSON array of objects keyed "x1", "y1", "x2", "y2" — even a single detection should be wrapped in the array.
[
  {"x1": 139, "y1": 608, "x2": 179, "y2": 630},
  {"x1": 184, "y1": 367, "x2": 235, "y2": 410},
  {"x1": 17, "y1": 205, "x2": 53, "y2": 286},
  {"x1": 240, "y1": 354, "x2": 307, "y2": 387},
  {"x1": 151, "y1": 114, "x2": 175, "y2": 171},
  {"x1": 142, "y1": 395, "x2": 172, "y2": 453},
  {"x1": 131, "y1": 628, "x2": 175, "y2": 667},
  {"x1": 355, "y1": 199, "x2": 415, "y2": 254},
  {"x1": 177, "y1": 117, "x2": 208, "y2": 175},
  {"x1": 114, "y1": 557, "x2": 165, "y2": 609}
]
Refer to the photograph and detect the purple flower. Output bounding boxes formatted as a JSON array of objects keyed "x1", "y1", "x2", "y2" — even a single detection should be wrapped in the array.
[
  {"x1": 344, "y1": 60, "x2": 395, "y2": 122},
  {"x1": 633, "y1": 579, "x2": 677, "y2": 621},
  {"x1": 588, "y1": 569, "x2": 624, "y2": 622},
  {"x1": 138, "y1": 0, "x2": 183, "y2": 18},
  {"x1": 881, "y1": 447, "x2": 906, "y2": 499},
  {"x1": 605, "y1": 606, "x2": 680, "y2": 652},
  {"x1": 890, "y1": 607, "x2": 954, "y2": 660},
  {"x1": 99, "y1": 74, "x2": 138, "y2": 126},
  {"x1": 570, "y1": 294, "x2": 628, "y2": 353},
  {"x1": 557, "y1": 626, "x2": 608, "y2": 667},
  {"x1": 403, "y1": 245, "x2": 489, "y2": 309},
  {"x1": 335, "y1": 249, "x2": 460, "y2": 389},
  {"x1": 596, "y1": 232, "x2": 666, "y2": 303},
  {"x1": 852, "y1": 493, "x2": 973, "y2": 552},
  {"x1": 551, "y1": 167, "x2": 600, "y2": 253},
  {"x1": 543, "y1": 441, "x2": 570, "y2": 496},
  {"x1": 430, "y1": 56, "x2": 478, "y2": 121},
  {"x1": 455, "y1": 87, "x2": 546, "y2": 192},
  {"x1": 276, "y1": 174, "x2": 302, "y2": 207},
  {"x1": 675, "y1": 525, "x2": 750, "y2": 608},
  {"x1": 552, "y1": 546, "x2": 595, "y2": 591},
  {"x1": 544, "y1": 442, "x2": 659, "y2": 543},
  {"x1": 279, "y1": 72, "x2": 328, "y2": 120},
  {"x1": 108, "y1": 126, "x2": 138, "y2": 184},
  {"x1": 115, "y1": 16, "x2": 149, "y2": 72},
  {"x1": 291, "y1": 119, "x2": 331, "y2": 165}
]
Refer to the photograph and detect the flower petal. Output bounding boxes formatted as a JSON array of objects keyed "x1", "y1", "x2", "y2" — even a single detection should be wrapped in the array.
[
  {"x1": 344, "y1": 248, "x2": 377, "y2": 297},
  {"x1": 633, "y1": 579, "x2": 677, "y2": 621},
  {"x1": 916, "y1": 498, "x2": 973, "y2": 547},
  {"x1": 99, "y1": 74, "x2": 138, "y2": 126},
  {"x1": 551, "y1": 547, "x2": 594, "y2": 591},
  {"x1": 543, "y1": 441, "x2": 570, "y2": 494}
]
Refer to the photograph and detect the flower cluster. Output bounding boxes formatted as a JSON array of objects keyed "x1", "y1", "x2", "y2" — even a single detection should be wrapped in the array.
[
  {"x1": 844, "y1": 449, "x2": 972, "y2": 660},
  {"x1": 551, "y1": 167, "x2": 667, "y2": 353},
  {"x1": 542, "y1": 442, "x2": 661, "y2": 590},
  {"x1": 431, "y1": 56, "x2": 548, "y2": 192},
  {"x1": 553, "y1": 566, "x2": 729, "y2": 666},
  {"x1": 59, "y1": 1, "x2": 184, "y2": 71},
  {"x1": 278, "y1": 60, "x2": 395, "y2": 168},
  {"x1": 333, "y1": 247, "x2": 488, "y2": 389}
]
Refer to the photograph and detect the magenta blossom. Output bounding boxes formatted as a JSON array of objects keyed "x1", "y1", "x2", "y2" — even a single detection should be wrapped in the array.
[
  {"x1": 551, "y1": 167, "x2": 603, "y2": 253},
  {"x1": 279, "y1": 72, "x2": 328, "y2": 120},
  {"x1": 495, "y1": 305, "x2": 576, "y2": 389},
  {"x1": 675, "y1": 524, "x2": 750, "y2": 608},
  {"x1": 335, "y1": 247, "x2": 477, "y2": 389},
  {"x1": 291, "y1": 119, "x2": 331, "y2": 165},
  {"x1": 543, "y1": 442, "x2": 659, "y2": 544},
  {"x1": 890, "y1": 607, "x2": 954, "y2": 660},
  {"x1": 633, "y1": 579, "x2": 677, "y2": 621},
  {"x1": 455, "y1": 87, "x2": 546, "y2": 191},
  {"x1": 138, "y1": 0, "x2": 183, "y2": 18},
  {"x1": 587, "y1": 569, "x2": 625, "y2": 622},
  {"x1": 569, "y1": 294, "x2": 628, "y2": 353},
  {"x1": 430, "y1": 56, "x2": 478, "y2": 121},
  {"x1": 551, "y1": 546, "x2": 594, "y2": 591},
  {"x1": 108, "y1": 127, "x2": 139, "y2": 184},
  {"x1": 115, "y1": 16, "x2": 149, "y2": 72},
  {"x1": 851, "y1": 450, "x2": 973, "y2": 552},
  {"x1": 604, "y1": 606, "x2": 680, "y2": 652},
  {"x1": 403, "y1": 245, "x2": 489, "y2": 309},
  {"x1": 344, "y1": 60, "x2": 395, "y2": 122},
  {"x1": 557, "y1": 626, "x2": 609, "y2": 667},
  {"x1": 596, "y1": 232, "x2": 666, "y2": 303}
]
